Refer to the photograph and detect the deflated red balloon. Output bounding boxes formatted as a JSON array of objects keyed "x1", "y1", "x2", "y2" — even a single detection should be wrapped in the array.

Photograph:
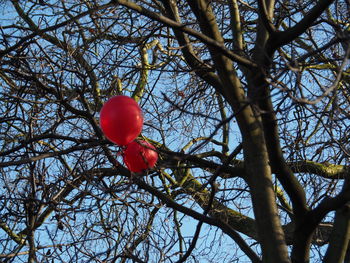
[
  {"x1": 100, "y1": 96, "x2": 143, "y2": 146},
  {"x1": 123, "y1": 140, "x2": 158, "y2": 173}
]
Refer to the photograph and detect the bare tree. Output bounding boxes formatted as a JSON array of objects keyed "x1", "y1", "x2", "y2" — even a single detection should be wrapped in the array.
[{"x1": 0, "y1": 0, "x2": 350, "y2": 262}]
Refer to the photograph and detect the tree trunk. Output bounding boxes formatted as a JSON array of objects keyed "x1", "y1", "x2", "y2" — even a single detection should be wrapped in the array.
[
  {"x1": 323, "y1": 202, "x2": 350, "y2": 263},
  {"x1": 244, "y1": 133, "x2": 291, "y2": 263}
]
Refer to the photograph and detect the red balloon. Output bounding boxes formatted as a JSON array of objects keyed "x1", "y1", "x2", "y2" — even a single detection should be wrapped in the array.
[
  {"x1": 123, "y1": 140, "x2": 158, "y2": 173},
  {"x1": 100, "y1": 96, "x2": 143, "y2": 146}
]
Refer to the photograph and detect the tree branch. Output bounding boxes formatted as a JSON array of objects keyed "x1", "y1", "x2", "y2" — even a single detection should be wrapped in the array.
[
  {"x1": 323, "y1": 202, "x2": 350, "y2": 263},
  {"x1": 134, "y1": 177, "x2": 261, "y2": 263},
  {"x1": 159, "y1": 0, "x2": 224, "y2": 93},
  {"x1": 257, "y1": 0, "x2": 277, "y2": 35},
  {"x1": 292, "y1": 178, "x2": 350, "y2": 262},
  {"x1": 111, "y1": 0, "x2": 257, "y2": 68},
  {"x1": 270, "y1": 0, "x2": 336, "y2": 51},
  {"x1": 290, "y1": 160, "x2": 350, "y2": 179},
  {"x1": 1, "y1": 1, "x2": 113, "y2": 58}
]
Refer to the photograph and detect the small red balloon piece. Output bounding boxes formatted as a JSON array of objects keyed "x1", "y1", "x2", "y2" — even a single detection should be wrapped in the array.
[
  {"x1": 100, "y1": 96, "x2": 143, "y2": 146},
  {"x1": 123, "y1": 140, "x2": 158, "y2": 173}
]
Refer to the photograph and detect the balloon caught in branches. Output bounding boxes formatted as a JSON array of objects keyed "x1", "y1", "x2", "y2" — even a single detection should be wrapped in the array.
[
  {"x1": 100, "y1": 95, "x2": 157, "y2": 173},
  {"x1": 100, "y1": 95, "x2": 143, "y2": 146},
  {"x1": 123, "y1": 140, "x2": 158, "y2": 173}
]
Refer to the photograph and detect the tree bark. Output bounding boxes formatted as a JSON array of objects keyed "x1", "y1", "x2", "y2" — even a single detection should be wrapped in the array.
[
  {"x1": 323, "y1": 203, "x2": 350, "y2": 263},
  {"x1": 244, "y1": 132, "x2": 291, "y2": 263}
]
